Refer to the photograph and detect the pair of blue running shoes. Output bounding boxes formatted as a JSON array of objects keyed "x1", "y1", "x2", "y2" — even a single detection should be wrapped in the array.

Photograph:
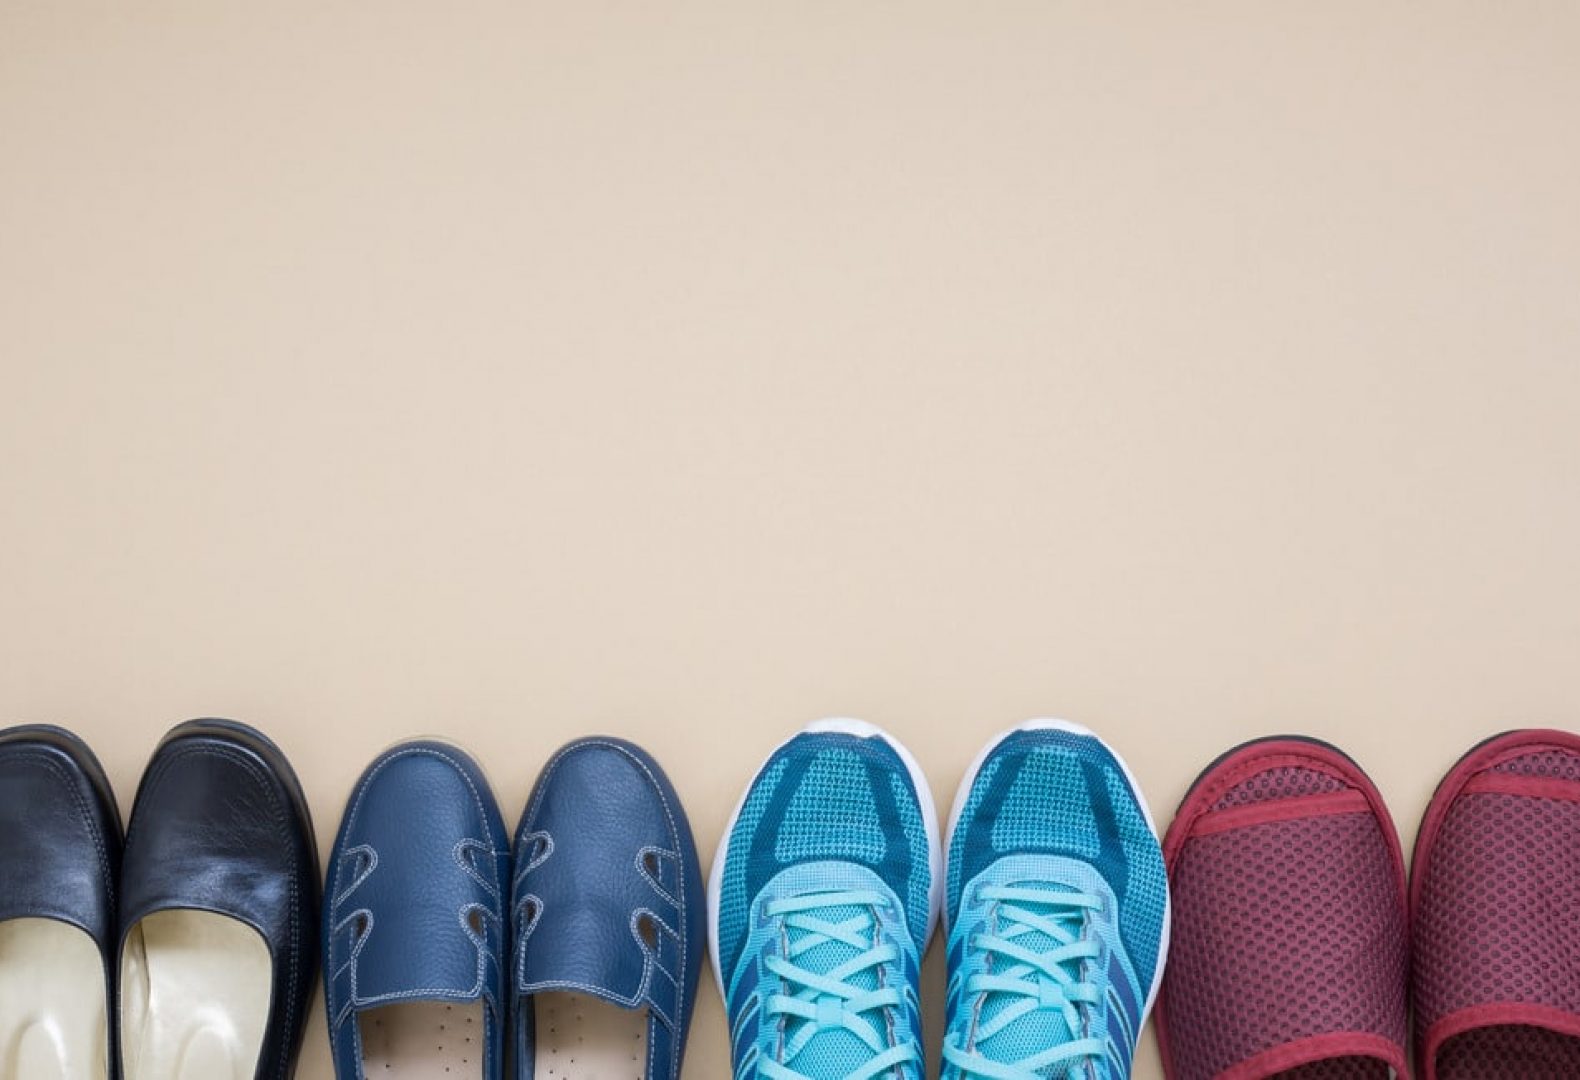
[{"x1": 709, "y1": 719, "x2": 1171, "y2": 1080}]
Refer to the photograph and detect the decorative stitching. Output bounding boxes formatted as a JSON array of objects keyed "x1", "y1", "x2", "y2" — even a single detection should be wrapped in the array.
[
  {"x1": 636, "y1": 844, "x2": 682, "y2": 908},
  {"x1": 4, "y1": 749, "x2": 116, "y2": 916},
  {"x1": 513, "y1": 738, "x2": 692, "y2": 1075},
  {"x1": 512, "y1": 830, "x2": 554, "y2": 888},
  {"x1": 325, "y1": 743, "x2": 505, "y2": 1076},
  {"x1": 455, "y1": 838, "x2": 502, "y2": 901},
  {"x1": 333, "y1": 845, "x2": 378, "y2": 907}
]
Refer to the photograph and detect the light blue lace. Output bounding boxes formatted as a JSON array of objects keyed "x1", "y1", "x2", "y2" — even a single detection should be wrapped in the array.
[
  {"x1": 943, "y1": 886, "x2": 1106, "y2": 1080},
  {"x1": 758, "y1": 888, "x2": 920, "y2": 1080}
]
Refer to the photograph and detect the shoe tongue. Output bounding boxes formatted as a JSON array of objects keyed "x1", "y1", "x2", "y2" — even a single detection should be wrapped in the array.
[
  {"x1": 784, "y1": 898, "x2": 885, "y2": 1080},
  {"x1": 972, "y1": 895, "x2": 1085, "y2": 1079}
]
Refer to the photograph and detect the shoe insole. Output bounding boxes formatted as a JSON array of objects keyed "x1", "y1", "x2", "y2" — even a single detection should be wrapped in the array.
[
  {"x1": 534, "y1": 992, "x2": 648, "y2": 1080},
  {"x1": 0, "y1": 918, "x2": 108, "y2": 1080},
  {"x1": 119, "y1": 910, "x2": 271, "y2": 1080},
  {"x1": 359, "y1": 1001, "x2": 484, "y2": 1076}
]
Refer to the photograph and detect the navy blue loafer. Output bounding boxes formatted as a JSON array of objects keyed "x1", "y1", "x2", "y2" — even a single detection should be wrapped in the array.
[
  {"x1": 119, "y1": 718, "x2": 320, "y2": 1080},
  {"x1": 0, "y1": 724, "x2": 122, "y2": 1078},
  {"x1": 325, "y1": 740, "x2": 510, "y2": 1079},
  {"x1": 509, "y1": 737, "x2": 704, "y2": 1080}
]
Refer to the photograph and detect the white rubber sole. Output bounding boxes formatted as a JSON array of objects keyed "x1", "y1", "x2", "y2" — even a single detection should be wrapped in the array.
[
  {"x1": 706, "y1": 718, "x2": 943, "y2": 1001},
  {"x1": 944, "y1": 718, "x2": 1173, "y2": 1027}
]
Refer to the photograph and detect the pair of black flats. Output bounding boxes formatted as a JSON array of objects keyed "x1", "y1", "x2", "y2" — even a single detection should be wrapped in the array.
[{"x1": 0, "y1": 720, "x2": 319, "y2": 1079}]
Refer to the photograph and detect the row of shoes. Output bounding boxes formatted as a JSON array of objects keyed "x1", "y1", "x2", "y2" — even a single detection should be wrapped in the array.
[
  {"x1": 0, "y1": 720, "x2": 708, "y2": 1080},
  {"x1": 3, "y1": 717, "x2": 1576, "y2": 1079}
]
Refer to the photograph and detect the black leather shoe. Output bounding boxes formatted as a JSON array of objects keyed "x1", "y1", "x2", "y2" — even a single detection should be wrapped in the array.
[
  {"x1": 118, "y1": 719, "x2": 320, "y2": 1080},
  {"x1": 0, "y1": 724, "x2": 123, "y2": 1079}
]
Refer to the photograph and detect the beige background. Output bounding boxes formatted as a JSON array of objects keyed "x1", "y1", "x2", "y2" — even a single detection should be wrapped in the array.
[{"x1": 3, "y1": 3, "x2": 1579, "y2": 1077}]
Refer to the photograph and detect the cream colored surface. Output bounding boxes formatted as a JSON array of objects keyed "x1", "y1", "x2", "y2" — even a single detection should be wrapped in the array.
[
  {"x1": 536, "y1": 994, "x2": 649, "y2": 1079},
  {"x1": 359, "y1": 1001, "x2": 484, "y2": 1077},
  {"x1": 2, "y1": 3, "x2": 1578, "y2": 1077},
  {"x1": 120, "y1": 911, "x2": 272, "y2": 1080},
  {"x1": 0, "y1": 918, "x2": 107, "y2": 1079}
]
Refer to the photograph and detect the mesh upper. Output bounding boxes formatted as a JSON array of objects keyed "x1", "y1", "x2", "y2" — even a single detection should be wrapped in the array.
[
  {"x1": 947, "y1": 730, "x2": 1168, "y2": 994},
  {"x1": 1162, "y1": 764, "x2": 1407, "y2": 1080},
  {"x1": 1211, "y1": 763, "x2": 1347, "y2": 809},
  {"x1": 1435, "y1": 1025, "x2": 1580, "y2": 1078},
  {"x1": 1414, "y1": 772, "x2": 1580, "y2": 1078},
  {"x1": 775, "y1": 750, "x2": 885, "y2": 863},
  {"x1": 1492, "y1": 749, "x2": 1580, "y2": 781},
  {"x1": 716, "y1": 731, "x2": 933, "y2": 989}
]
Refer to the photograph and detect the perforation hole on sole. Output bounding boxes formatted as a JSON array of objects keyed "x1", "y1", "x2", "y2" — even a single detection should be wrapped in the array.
[
  {"x1": 534, "y1": 992, "x2": 647, "y2": 1079},
  {"x1": 359, "y1": 1001, "x2": 481, "y2": 1078}
]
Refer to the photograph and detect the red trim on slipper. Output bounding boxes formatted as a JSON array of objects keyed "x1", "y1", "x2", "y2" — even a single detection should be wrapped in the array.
[
  {"x1": 1190, "y1": 789, "x2": 1370, "y2": 838},
  {"x1": 1461, "y1": 770, "x2": 1580, "y2": 803}
]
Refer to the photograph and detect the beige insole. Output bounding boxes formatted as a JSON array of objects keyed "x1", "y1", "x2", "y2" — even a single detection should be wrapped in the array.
[
  {"x1": 0, "y1": 918, "x2": 108, "y2": 1080},
  {"x1": 534, "y1": 993, "x2": 648, "y2": 1080},
  {"x1": 119, "y1": 910, "x2": 271, "y2": 1080},
  {"x1": 359, "y1": 1001, "x2": 484, "y2": 1076}
]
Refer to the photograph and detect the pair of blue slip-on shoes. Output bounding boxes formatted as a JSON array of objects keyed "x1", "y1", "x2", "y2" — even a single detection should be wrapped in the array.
[
  {"x1": 710, "y1": 718, "x2": 1170, "y2": 1080},
  {"x1": 324, "y1": 737, "x2": 705, "y2": 1080}
]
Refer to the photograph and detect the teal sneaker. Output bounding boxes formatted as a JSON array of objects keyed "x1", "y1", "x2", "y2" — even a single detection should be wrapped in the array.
[
  {"x1": 708, "y1": 719, "x2": 941, "y2": 1080},
  {"x1": 942, "y1": 721, "x2": 1170, "y2": 1079}
]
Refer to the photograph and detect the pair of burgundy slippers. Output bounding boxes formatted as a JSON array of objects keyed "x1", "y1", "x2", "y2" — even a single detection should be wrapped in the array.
[{"x1": 1155, "y1": 728, "x2": 1580, "y2": 1080}]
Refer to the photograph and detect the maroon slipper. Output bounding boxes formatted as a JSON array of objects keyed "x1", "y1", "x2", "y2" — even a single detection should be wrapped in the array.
[
  {"x1": 1412, "y1": 728, "x2": 1580, "y2": 1079},
  {"x1": 1156, "y1": 736, "x2": 1410, "y2": 1080}
]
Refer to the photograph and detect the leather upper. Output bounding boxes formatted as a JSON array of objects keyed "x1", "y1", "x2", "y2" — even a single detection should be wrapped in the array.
[
  {"x1": 119, "y1": 718, "x2": 322, "y2": 1080},
  {"x1": 324, "y1": 741, "x2": 510, "y2": 1079},
  {"x1": 510, "y1": 737, "x2": 704, "y2": 1080},
  {"x1": 0, "y1": 724, "x2": 122, "y2": 948}
]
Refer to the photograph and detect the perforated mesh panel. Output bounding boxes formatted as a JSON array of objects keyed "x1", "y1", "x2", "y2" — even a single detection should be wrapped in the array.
[
  {"x1": 1210, "y1": 764, "x2": 1347, "y2": 809},
  {"x1": 989, "y1": 749, "x2": 1099, "y2": 860},
  {"x1": 1435, "y1": 1024, "x2": 1580, "y2": 1079},
  {"x1": 1414, "y1": 787, "x2": 1580, "y2": 1076},
  {"x1": 1162, "y1": 806, "x2": 1407, "y2": 1080},
  {"x1": 776, "y1": 751, "x2": 884, "y2": 864},
  {"x1": 1492, "y1": 749, "x2": 1580, "y2": 782}
]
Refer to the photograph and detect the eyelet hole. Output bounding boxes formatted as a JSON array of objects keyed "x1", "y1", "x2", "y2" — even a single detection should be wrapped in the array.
[
  {"x1": 637, "y1": 913, "x2": 659, "y2": 949},
  {"x1": 642, "y1": 850, "x2": 661, "y2": 876},
  {"x1": 467, "y1": 908, "x2": 485, "y2": 935}
]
